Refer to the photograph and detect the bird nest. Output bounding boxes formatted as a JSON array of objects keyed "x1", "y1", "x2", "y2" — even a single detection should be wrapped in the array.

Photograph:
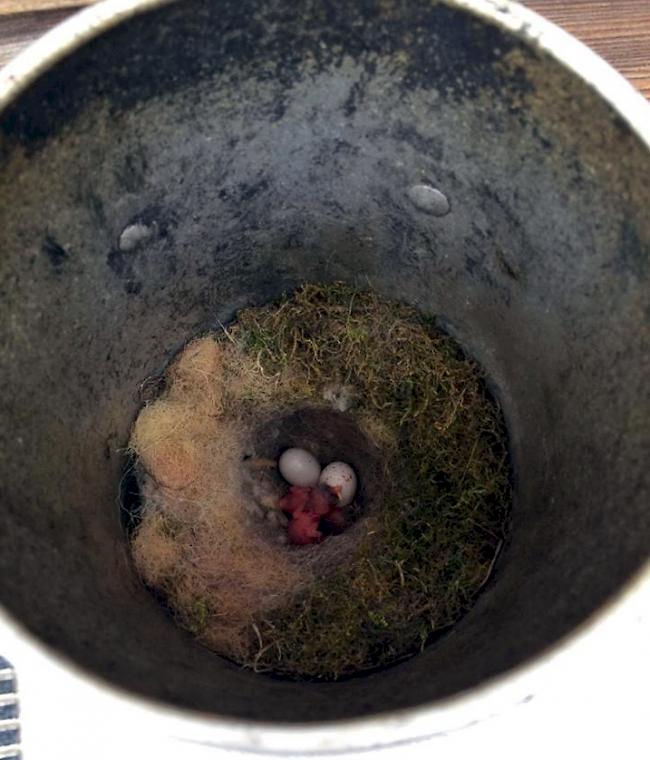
[{"x1": 127, "y1": 283, "x2": 511, "y2": 679}]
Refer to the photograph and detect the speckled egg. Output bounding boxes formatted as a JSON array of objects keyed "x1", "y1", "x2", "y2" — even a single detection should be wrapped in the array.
[
  {"x1": 319, "y1": 461, "x2": 357, "y2": 506},
  {"x1": 278, "y1": 448, "x2": 321, "y2": 487}
]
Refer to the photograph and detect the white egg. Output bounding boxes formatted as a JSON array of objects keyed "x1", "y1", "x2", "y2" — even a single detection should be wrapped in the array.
[
  {"x1": 278, "y1": 448, "x2": 321, "y2": 487},
  {"x1": 319, "y1": 461, "x2": 357, "y2": 506}
]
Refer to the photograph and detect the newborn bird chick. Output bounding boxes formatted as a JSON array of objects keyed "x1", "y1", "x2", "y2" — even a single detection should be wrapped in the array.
[{"x1": 279, "y1": 484, "x2": 343, "y2": 545}]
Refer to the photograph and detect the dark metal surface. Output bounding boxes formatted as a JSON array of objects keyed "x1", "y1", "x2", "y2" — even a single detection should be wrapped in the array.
[{"x1": 0, "y1": 0, "x2": 648, "y2": 725}]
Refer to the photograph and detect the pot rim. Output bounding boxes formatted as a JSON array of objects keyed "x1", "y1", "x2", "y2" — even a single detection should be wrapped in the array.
[{"x1": 0, "y1": 0, "x2": 648, "y2": 754}]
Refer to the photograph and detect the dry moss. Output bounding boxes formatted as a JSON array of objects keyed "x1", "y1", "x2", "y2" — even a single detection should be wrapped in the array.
[{"x1": 128, "y1": 283, "x2": 511, "y2": 679}]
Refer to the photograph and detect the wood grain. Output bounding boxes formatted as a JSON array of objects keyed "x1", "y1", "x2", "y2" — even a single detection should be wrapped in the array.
[
  {"x1": 0, "y1": 0, "x2": 648, "y2": 99},
  {"x1": 0, "y1": 8, "x2": 80, "y2": 65},
  {"x1": 527, "y1": 0, "x2": 650, "y2": 99},
  {"x1": 0, "y1": 0, "x2": 86, "y2": 14}
]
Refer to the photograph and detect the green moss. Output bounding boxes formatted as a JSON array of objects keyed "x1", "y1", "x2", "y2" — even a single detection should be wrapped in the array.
[
  {"x1": 185, "y1": 598, "x2": 209, "y2": 636},
  {"x1": 229, "y1": 283, "x2": 511, "y2": 679}
]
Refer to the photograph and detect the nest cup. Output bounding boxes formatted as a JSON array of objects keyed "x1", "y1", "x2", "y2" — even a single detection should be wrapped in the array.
[
  {"x1": 248, "y1": 406, "x2": 383, "y2": 566},
  {"x1": 0, "y1": 0, "x2": 649, "y2": 747}
]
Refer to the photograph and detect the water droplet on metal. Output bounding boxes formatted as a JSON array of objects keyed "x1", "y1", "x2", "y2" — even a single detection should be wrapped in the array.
[{"x1": 407, "y1": 184, "x2": 450, "y2": 217}]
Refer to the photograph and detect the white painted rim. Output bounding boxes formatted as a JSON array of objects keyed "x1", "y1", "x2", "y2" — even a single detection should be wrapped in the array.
[{"x1": 0, "y1": 0, "x2": 649, "y2": 754}]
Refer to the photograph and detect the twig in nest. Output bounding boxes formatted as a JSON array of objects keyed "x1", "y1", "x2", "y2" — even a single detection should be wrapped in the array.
[
  {"x1": 252, "y1": 624, "x2": 276, "y2": 672},
  {"x1": 252, "y1": 622, "x2": 264, "y2": 650},
  {"x1": 245, "y1": 457, "x2": 278, "y2": 470},
  {"x1": 467, "y1": 517, "x2": 500, "y2": 542},
  {"x1": 478, "y1": 539, "x2": 503, "y2": 591},
  {"x1": 395, "y1": 560, "x2": 406, "y2": 588},
  {"x1": 216, "y1": 319, "x2": 236, "y2": 344}
]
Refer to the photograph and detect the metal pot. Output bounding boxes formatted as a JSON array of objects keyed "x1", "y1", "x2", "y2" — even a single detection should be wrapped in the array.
[{"x1": 0, "y1": 0, "x2": 648, "y2": 755}]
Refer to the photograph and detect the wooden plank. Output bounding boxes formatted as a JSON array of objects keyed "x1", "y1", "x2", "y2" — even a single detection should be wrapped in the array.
[
  {"x1": 527, "y1": 0, "x2": 650, "y2": 99},
  {"x1": 0, "y1": 8, "x2": 79, "y2": 67},
  {"x1": 0, "y1": 0, "x2": 91, "y2": 14}
]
